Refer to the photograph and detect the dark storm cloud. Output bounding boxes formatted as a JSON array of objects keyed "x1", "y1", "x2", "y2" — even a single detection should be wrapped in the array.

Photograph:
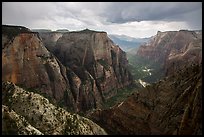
[
  {"x1": 2, "y1": 2, "x2": 201, "y2": 27},
  {"x1": 102, "y1": 2, "x2": 201, "y2": 24}
]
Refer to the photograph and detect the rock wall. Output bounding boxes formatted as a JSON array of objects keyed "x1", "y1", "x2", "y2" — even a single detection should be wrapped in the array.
[
  {"x1": 2, "y1": 25, "x2": 76, "y2": 110},
  {"x1": 136, "y1": 30, "x2": 202, "y2": 76},
  {"x1": 2, "y1": 25, "x2": 132, "y2": 112},
  {"x1": 54, "y1": 29, "x2": 132, "y2": 103}
]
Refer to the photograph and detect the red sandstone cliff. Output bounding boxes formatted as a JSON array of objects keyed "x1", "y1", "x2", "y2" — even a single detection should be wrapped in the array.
[
  {"x1": 2, "y1": 25, "x2": 132, "y2": 112},
  {"x1": 2, "y1": 25, "x2": 76, "y2": 110},
  {"x1": 136, "y1": 30, "x2": 202, "y2": 76}
]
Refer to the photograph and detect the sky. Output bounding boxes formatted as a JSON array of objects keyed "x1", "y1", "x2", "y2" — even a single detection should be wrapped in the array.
[{"x1": 2, "y1": 2, "x2": 202, "y2": 38}]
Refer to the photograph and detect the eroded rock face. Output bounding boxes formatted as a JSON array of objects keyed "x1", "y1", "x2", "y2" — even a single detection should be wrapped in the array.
[
  {"x1": 2, "y1": 81, "x2": 107, "y2": 135},
  {"x1": 38, "y1": 29, "x2": 133, "y2": 112},
  {"x1": 136, "y1": 30, "x2": 202, "y2": 76},
  {"x1": 2, "y1": 25, "x2": 75, "y2": 109},
  {"x1": 89, "y1": 64, "x2": 202, "y2": 135},
  {"x1": 2, "y1": 25, "x2": 132, "y2": 113},
  {"x1": 54, "y1": 29, "x2": 132, "y2": 103}
]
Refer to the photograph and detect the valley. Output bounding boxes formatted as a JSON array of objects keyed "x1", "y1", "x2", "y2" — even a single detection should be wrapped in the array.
[{"x1": 127, "y1": 53, "x2": 164, "y2": 84}]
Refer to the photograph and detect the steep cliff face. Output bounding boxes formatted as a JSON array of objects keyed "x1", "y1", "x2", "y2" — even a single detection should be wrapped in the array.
[
  {"x1": 2, "y1": 81, "x2": 107, "y2": 135},
  {"x1": 164, "y1": 31, "x2": 202, "y2": 75},
  {"x1": 136, "y1": 30, "x2": 202, "y2": 76},
  {"x1": 89, "y1": 64, "x2": 202, "y2": 135},
  {"x1": 2, "y1": 25, "x2": 75, "y2": 109},
  {"x1": 54, "y1": 29, "x2": 132, "y2": 103},
  {"x1": 2, "y1": 25, "x2": 132, "y2": 113}
]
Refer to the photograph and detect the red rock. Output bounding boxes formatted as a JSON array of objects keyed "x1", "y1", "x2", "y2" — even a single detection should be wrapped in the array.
[
  {"x1": 2, "y1": 25, "x2": 76, "y2": 110},
  {"x1": 2, "y1": 26, "x2": 133, "y2": 112},
  {"x1": 136, "y1": 30, "x2": 202, "y2": 76}
]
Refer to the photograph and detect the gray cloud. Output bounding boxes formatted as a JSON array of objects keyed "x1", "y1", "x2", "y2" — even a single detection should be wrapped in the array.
[
  {"x1": 101, "y1": 2, "x2": 201, "y2": 25},
  {"x1": 2, "y1": 2, "x2": 202, "y2": 37},
  {"x1": 2, "y1": 2, "x2": 57, "y2": 28}
]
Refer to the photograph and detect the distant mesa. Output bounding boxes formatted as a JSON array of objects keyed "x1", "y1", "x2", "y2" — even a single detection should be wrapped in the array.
[
  {"x1": 69, "y1": 28, "x2": 106, "y2": 34},
  {"x1": 31, "y1": 28, "x2": 106, "y2": 34},
  {"x1": 31, "y1": 29, "x2": 52, "y2": 33},
  {"x1": 55, "y1": 29, "x2": 69, "y2": 32},
  {"x1": 31, "y1": 29, "x2": 69, "y2": 33}
]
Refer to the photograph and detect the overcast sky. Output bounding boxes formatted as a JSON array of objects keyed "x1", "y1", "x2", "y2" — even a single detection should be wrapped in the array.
[{"x1": 2, "y1": 2, "x2": 202, "y2": 38}]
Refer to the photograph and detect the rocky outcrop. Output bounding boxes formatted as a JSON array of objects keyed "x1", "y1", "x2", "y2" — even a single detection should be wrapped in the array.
[
  {"x1": 89, "y1": 64, "x2": 202, "y2": 135},
  {"x1": 2, "y1": 105, "x2": 44, "y2": 135},
  {"x1": 54, "y1": 29, "x2": 132, "y2": 107},
  {"x1": 136, "y1": 30, "x2": 202, "y2": 76},
  {"x1": 2, "y1": 25, "x2": 75, "y2": 110},
  {"x1": 2, "y1": 81, "x2": 107, "y2": 135}
]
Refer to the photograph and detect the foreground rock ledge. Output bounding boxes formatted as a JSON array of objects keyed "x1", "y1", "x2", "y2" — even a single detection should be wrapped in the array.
[{"x1": 2, "y1": 81, "x2": 107, "y2": 135}]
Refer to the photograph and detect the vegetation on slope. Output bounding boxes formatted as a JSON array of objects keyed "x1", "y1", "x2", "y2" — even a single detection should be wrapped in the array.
[
  {"x1": 102, "y1": 85, "x2": 139, "y2": 109},
  {"x1": 127, "y1": 53, "x2": 165, "y2": 83},
  {"x1": 2, "y1": 81, "x2": 107, "y2": 135}
]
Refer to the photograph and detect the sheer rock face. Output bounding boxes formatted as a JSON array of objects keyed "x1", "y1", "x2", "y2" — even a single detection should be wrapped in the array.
[
  {"x1": 2, "y1": 25, "x2": 75, "y2": 109},
  {"x1": 2, "y1": 25, "x2": 132, "y2": 113},
  {"x1": 54, "y1": 30, "x2": 132, "y2": 103},
  {"x1": 136, "y1": 30, "x2": 202, "y2": 76},
  {"x1": 39, "y1": 29, "x2": 133, "y2": 112},
  {"x1": 2, "y1": 82, "x2": 107, "y2": 135},
  {"x1": 89, "y1": 64, "x2": 202, "y2": 135}
]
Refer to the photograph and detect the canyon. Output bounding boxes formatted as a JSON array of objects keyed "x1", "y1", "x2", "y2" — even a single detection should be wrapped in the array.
[
  {"x1": 2, "y1": 25, "x2": 202, "y2": 135},
  {"x1": 87, "y1": 30, "x2": 202, "y2": 135}
]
